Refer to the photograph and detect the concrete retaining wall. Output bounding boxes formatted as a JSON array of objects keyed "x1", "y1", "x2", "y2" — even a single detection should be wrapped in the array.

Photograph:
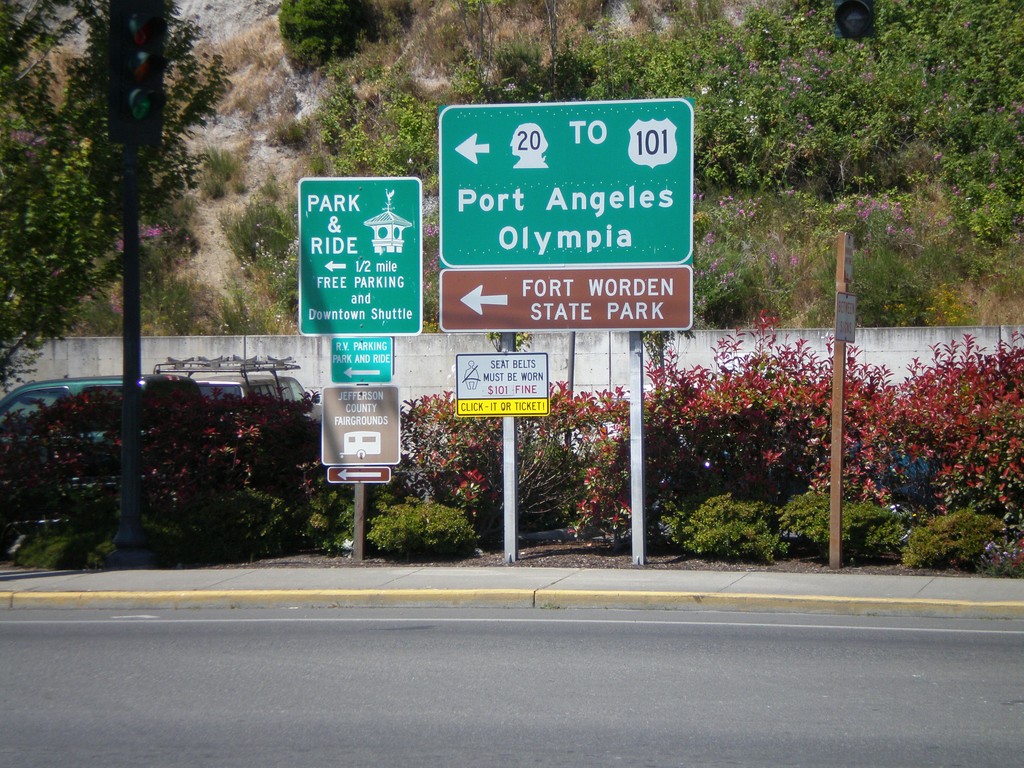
[{"x1": 16, "y1": 326, "x2": 1024, "y2": 403}]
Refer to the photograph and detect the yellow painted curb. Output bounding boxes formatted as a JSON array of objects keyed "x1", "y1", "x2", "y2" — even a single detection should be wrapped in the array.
[
  {"x1": 4, "y1": 588, "x2": 1024, "y2": 618},
  {"x1": 6, "y1": 589, "x2": 537, "y2": 610},
  {"x1": 534, "y1": 589, "x2": 1024, "y2": 619}
]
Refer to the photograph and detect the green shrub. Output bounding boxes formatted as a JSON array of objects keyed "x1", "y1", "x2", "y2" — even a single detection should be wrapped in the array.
[
  {"x1": 902, "y1": 508, "x2": 1004, "y2": 570},
  {"x1": 148, "y1": 488, "x2": 304, "y2": 566},
  {"x1": 11, "y1": 492, "x2": 118, "y2": 570},
  {"x1": 669, "y1": 493, "x2": 784, "y2": 563},
  {"x1": 320, "y1": 85, "x2": 438, "y2": 187},
  {"x1": 200, "y1": 147, "x2": 245, "y2": 198},
  {"x1": 221, "y1": 199, "x2": 295, "y2": 268},
  {"x1": 368, "y1": 499, "x2": 476, "y2": 558},
  {"x1": 780, "y1": 492, "x2": 907, "y2": 561},
  {"x1": 13, "y1": 532, "x2": 114, "y2": 570},
  {"x1": 279, "y1": 0, "x2": 372, "y2": 67},
  {"x1": 304, "y1": 486, "x2": 355, "y2": 556},
  {"x1": 845, "y1": 503, "x2": 909, "y2": 560}
]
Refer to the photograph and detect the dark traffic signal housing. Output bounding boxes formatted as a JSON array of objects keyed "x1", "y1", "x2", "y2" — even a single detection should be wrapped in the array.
[
  {"x1": 108, "y1": 0, "x2": 167, "y2": 146},
  {"x1": 834, "y1": 0, "x2": 875, "y2": 39}
]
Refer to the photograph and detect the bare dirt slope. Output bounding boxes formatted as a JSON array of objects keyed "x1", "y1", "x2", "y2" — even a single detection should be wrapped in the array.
[
  {"x1": 174, "y1": 1, "x2": 758, "y2": 296},
  {"x1": 178, "y1": 3, "x2": 321, "y2": 295}
]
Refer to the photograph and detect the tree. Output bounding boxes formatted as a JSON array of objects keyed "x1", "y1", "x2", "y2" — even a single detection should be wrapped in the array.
[
  {"x1": 0, "y1": 1, "x2": 225, "y2": 387},
  {"x1": 279, "y1": 0, "x2": 371, "y2": 67}
]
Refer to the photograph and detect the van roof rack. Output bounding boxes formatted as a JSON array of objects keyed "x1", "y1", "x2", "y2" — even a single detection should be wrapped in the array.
[{"x1": 153, "y1": 355, "x2": 300, "y2": 387}]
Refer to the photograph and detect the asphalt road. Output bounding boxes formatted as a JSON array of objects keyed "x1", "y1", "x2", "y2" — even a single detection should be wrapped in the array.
[{"x1": 3, "y1": 608, "x2": 1023, "y2": 767}]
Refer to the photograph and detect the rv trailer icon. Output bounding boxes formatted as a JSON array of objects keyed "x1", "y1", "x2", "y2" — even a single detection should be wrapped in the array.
[{"x1": 342, "y1": 430, "x2": 382, "y2": 459}]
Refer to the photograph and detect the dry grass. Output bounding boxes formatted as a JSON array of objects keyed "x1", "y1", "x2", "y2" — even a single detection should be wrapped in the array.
[
  {"x1": 214, "y1": 16, "x2": 285, "y2": 72},
  {"x1": 208, "y1": 17, "x2": 290, "y2": 116},
  {"x1": 968, "y1": 280, "x2": 1024, "y2": 326}
]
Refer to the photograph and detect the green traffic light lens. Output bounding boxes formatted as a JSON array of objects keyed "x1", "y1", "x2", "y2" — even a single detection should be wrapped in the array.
[
  {"x1": 129, "y1": 89, "x2": 152, "y2": 119},
  {"x1": 128, "y1": 89, "x2": 164, "y2": 120}
]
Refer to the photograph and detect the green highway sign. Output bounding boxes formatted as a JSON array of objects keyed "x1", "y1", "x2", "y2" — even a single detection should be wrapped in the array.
[
  {"x1": 331, "y1": 336, "x2": 393, "y2": 383},
  {"x1": 439, "y1": 99, "x2": 693, "y2": 269},
  {"x1": 298, "y1": 177, "x2": 422, "y2": 336}
]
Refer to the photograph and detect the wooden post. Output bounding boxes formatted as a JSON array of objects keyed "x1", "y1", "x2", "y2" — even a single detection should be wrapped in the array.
[
  {"x1": 829, "y1": 233, "x2": 853, "y2": 570},
  {"x1": 353, "y1": 483, "x2": 367, "y2": 561}
]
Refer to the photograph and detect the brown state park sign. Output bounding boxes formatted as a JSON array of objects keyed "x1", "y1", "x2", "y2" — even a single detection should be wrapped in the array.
[{"x1": 440, "y1": 265, "x2": 692, "y2": 332}]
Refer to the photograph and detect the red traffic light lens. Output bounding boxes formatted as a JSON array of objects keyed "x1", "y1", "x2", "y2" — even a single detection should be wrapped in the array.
[
  {"x1": 129, "y1": 14, "x2": 166, "y2": 46},
  {"x1": 128, "y1": 51, "x2": 166, "y2": 84}
]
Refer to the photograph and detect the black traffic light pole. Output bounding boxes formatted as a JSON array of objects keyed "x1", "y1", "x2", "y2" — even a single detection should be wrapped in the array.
[
  {"x1": 106, "y1": 0, "x2": 166, "y2": 569},
  {"x1": 107, "y1": 142, "x2": 153, "y2": 568}
]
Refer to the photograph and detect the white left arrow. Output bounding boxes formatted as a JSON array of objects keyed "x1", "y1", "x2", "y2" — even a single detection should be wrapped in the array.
[
  {"x1": 325, "y1": 261, "x2": 346, "y2": 272},
  {"x1": 455, "y1": 133, "x2": 490, "y2": 164},
  {"x1": 461, "y1": 285, "x2": 509, "y2": 315},
  {"x1": 344, "y1": 468, "x2": 384, "y2": 478},
  {"x1": 344, "y1": 367, "x2": 381, "y2": 378}
]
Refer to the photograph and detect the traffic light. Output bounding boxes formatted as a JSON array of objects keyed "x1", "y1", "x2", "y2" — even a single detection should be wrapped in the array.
[
  {"x1": 834, "y1": 0, "x2": 874, "y2": 39},
  {"x1": 108, "y1": 0, "x2": 167, "y2": 146}
]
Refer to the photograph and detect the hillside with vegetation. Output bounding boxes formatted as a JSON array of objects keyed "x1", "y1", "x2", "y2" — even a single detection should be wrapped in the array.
[
  {"x1": 5, "y1": 1, "x2": 1024, "y2": 572},
  {"x1": 15, "y1": 0, "x2": 1024, "y2": 343}
]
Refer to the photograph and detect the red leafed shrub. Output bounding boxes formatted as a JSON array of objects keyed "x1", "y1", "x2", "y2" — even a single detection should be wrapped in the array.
[
  {"x1": 6, "y1": 324, "x2": 1021, "y2": 567},
  {"x1": 142, "y1": 394, "x2": 320, "y2": 565},
  {"x1": 645, "y1": 315, "x2": 838, "y2": 514},
  {"x1": 0, "y1": 391, "x2": 320, "y2": 540},
  {"x1": 894, "y1": 334, "x2": 1024, "y2": 518},
  {"x1": 817, "y1": 333, "x2": 1024, "y2": 522},
  {"x1": 565, "y1": 387, "x2": 630, "y2": 541},
  {"x1": 396, "y1": 383, "x2": 627, "y2": 543},
  {"x1": 0, "y1": 390, "x2": 124, "y2": 517},
  {"x1": 805, "y1": 344, "x2": 906, "y2": 508},
  {"x1": 140, "y1": 393, "x2": 320, "y2": 513},
  {"x1": 641, "y1": 320, "x2": 1024, "y2": 549},
  {"x1": 396, "y1": 391, "x2": 503, "y2": 539}
]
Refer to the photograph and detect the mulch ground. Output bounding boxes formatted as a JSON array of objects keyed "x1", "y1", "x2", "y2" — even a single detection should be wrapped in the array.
[{"x1": 231, "y1": 539, "x2": 960, "y2": 578}]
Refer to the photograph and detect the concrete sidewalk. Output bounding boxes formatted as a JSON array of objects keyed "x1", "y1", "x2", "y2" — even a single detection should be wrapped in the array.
[{"x1": 4, "y1": 565, "x2": 1024, "y2": 618}]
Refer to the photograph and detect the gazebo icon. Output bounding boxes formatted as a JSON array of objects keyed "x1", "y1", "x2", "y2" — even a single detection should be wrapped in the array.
[{"x1": 363, "y1": 190, "x2": 413, "y2": 255}]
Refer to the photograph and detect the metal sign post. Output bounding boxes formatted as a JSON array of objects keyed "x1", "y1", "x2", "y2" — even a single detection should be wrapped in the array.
[
  {"x1": 629, "y1": 332, "x2": 646, "y2": 565},
  {"x1": 107, "y1": 143, "x2": 154, "y2": 569},
  {"x1": 500, "y1": 333, "x2": 519, "y2": 563}
]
